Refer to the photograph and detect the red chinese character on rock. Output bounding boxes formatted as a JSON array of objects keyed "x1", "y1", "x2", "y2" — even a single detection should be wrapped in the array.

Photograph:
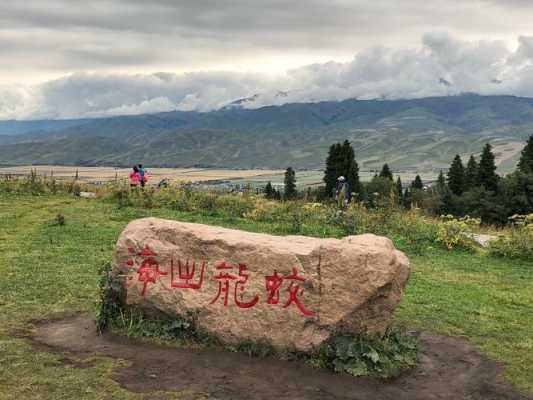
[
  {"x1": 136, "y1": 245, "x2": 167, "y2": 296},
  {"x1": 234, "y1": 263, "x2": 260, "y2": 308},
  {"x1": 265, "y1": 267, "x2": 316, "y2": 317},
  {"x1": 170, "y1": 258, "x2": 205, "y2": 289},
  {"x1": 265, "y1": 270, "x2": 284, "y2": 304},
  {"x1": 283, "y1": 267, "x2": 316, "y2": 317},
  {"x1": 210, "y1": 262, "x2": 259, "y2": 308}
]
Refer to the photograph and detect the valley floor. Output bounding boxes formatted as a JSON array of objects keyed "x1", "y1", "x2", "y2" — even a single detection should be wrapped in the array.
[{"x1": 0, "y1": 193, "x2": 532, "y2": 399}]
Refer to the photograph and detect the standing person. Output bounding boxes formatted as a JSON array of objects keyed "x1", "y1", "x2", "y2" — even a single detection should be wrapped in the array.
[
  {"x1": 138, "y1": 164, "x2": 148, "y2": 188},
  {"x1": 336, "y1": 176, "x2": 350, "y2": 209},
  {"x1": 129, "y1": 166, "x2": 140, "y2": 188}
]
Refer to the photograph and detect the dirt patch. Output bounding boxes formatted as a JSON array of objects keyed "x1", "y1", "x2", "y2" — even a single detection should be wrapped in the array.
[{"x1": 26, "y1": 314, "x2": 531, "y2": 400}]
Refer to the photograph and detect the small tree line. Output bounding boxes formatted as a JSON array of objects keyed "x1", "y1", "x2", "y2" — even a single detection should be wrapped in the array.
[
  {"x1": 436, "y1": 137, "x2": 533, "y2": 223},
  {"x1": 263, "y1": 134, "x2": 533, "y2": 225}
]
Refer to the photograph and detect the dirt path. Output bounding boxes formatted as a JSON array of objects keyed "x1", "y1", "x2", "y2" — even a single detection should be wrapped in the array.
[{"x1": 27, "y1": 314, "x2": 531, "y2": 400}]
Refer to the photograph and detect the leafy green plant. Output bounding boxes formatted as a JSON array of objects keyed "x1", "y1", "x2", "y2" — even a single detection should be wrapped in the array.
[
  {"x1": 311, "y1": 327, "x2": 418, "y2": 378},
  {"x1": 95, "y1": 261, "x2": 124, "y2": 332},
  {"x1": 54, "y1": 213, "x2": 65, "y2": 226},
  {"x1": 488, "y1": 226, "x2": 533, "y2": 260},
  {"x1": 435, "y1": 215, "x2": 478, "y2": 250}
]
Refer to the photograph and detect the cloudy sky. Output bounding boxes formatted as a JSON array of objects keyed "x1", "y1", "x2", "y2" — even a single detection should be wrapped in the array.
[{"x1": 2, "y1": 0, "x2": 533, "y2": 119}]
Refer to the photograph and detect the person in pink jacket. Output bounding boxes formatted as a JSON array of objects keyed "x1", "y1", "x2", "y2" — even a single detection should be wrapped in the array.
[{"x1": 129, "y1": 165, "x2": 141, "y2": 187}]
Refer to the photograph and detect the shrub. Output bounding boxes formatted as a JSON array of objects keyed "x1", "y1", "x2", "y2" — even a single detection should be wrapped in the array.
[
  {"x1": 388, "y1": 210, "x2": 439, "y2": 254},
  {"x1": 435, "y1": 215, "x2": 479, "y2": 250},
  {"x1": 54, "y1": 213, "x2": 65, "y2": 226},
  {"x1": 110, "y1": 187, "x2": 132, "y2": 208},
  {"x1": 138, "y1": 188, "x2": 156, "y2": 208},
  {"x1": 95, "y1": 262, "x2": 123, "y2": 332},
  {"x1": 488, "y1": 225, "x2": 533, "y2": 260}
]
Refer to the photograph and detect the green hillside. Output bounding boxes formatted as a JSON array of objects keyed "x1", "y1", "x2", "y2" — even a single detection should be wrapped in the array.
[{"x1": 1, "y1": 94, "x2": 532, "y2": 171}]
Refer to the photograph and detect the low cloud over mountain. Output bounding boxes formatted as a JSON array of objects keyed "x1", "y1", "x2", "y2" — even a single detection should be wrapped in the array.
[{"x1": 4, "y1": 33, "x2": 533, "y2": 119}]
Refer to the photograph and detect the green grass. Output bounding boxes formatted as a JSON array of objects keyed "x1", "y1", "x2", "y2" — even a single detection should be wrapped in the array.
[{"x1": 1, "y1": 192, "x2": 532, "y2": 398}]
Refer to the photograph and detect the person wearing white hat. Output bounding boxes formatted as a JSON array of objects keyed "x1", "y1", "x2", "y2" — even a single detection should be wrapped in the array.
[{"x1": 336, "y1": 176, "x2": 350, "y2": 209}]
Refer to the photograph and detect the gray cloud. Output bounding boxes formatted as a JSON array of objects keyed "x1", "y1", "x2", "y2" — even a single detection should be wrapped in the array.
[
  {"x1": 2, "y1": 1, "x2": 533, "y2": 118},
  {"x1": 4, "y1": 33, "x2": 533, "y2": 119},
  {"x1": 1, "y1": 0, "x2": 533, "y2": 80}
]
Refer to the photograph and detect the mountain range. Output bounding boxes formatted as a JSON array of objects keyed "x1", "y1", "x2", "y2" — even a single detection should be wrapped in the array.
[{"x1": 1, "y1": 94, "x2": 532, "y2": 172}]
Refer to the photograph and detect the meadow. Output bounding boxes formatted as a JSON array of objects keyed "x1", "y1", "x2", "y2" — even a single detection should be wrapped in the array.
[
  {"x1": 0, "y1": 182, "x2": 532, "y2": 399},
  {"x1": 0, "y1": 165, "x2": 439, "y2": 188}
]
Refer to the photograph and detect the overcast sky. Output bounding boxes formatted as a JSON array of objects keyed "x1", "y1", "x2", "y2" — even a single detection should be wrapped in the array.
[{"x1": 2, "y1": 0, "x2": 533, "y2": 119}]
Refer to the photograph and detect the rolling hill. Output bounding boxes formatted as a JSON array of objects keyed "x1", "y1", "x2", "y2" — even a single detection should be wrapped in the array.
[{"x1": 1, "y1": 94, "x2": 532, "y2": 171}]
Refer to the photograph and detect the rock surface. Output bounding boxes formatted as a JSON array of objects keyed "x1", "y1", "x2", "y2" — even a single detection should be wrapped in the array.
[{"x1": 112, "y1": 217, "x2": 410, "y2": 352}]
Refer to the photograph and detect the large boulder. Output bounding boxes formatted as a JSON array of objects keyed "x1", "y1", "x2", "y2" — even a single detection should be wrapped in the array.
[{"x1": 112, "y1": 218, "x2": 410, "y2": 352}]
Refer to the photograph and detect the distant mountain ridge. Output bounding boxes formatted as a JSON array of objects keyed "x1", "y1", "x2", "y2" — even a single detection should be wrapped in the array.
[{"x1": 0, "y1": 94, "x2": 532, "y2": 171}]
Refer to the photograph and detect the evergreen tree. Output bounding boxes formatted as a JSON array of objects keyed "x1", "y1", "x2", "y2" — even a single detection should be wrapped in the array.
[
  {"x1": 323, "y1": 143, "x2": 342, "y2": 197},
  {"x1": 518, "y1": 134, "x2": 533, "y2": 173},
  {"x1": 411, "y1": 175, "x2": 423, "y2": 190},
  {"x1": 478, "y1": 143, "x2": 499, "y2": 192},
  {"x1": 323, "y1": 140, "x2": 362, "y2": 199},
  {"x1": 447, "y1": 154, "x2": 465, "y2": 195},
  {"x1": 264, "y1": 181, "x2": 274, "y2": 199},
  {"x1": 464, "y1": 155, "x2": 479, "y2": 188},
  {"x1": 341, "y1": 140, "x2": 362, "y2": 198},
  {"x1": 284, "y1": 167, "x2": 297, "y2": 199},
  {"x1": 396, "y1": 176, "x2": 403, "y2": 202},
  {"x1": 437, "y1": 170, "x2": 446, "y2": 192},
  {"x1": 379, "y1": 163, "x2": 393, "y2": 180}
]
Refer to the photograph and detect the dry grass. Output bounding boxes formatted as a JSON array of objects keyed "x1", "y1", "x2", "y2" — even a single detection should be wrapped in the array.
[{"x1": 0, "y1": 165, "x2": 284, "y2": 184}]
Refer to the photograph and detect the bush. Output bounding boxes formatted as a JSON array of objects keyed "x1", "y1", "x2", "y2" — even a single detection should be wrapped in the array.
[
  {"x1": 388, "y1": 211, "x2": 439, "y2": 254},
  {"x1": 54, "y1": 213, "x2": 66, "y2": 226},
  {"x1": 488, "y1": 225, "x2": 533, "y2": 260},
  {"x1": 110, "y1": 187, "x2": 132, "y2": 208},
  {"x1": 435, "y1": 215, "x2": 479, "y2": 250},
  {"x1": 95, "y1": 262, "x2": 124, "y2": 332}
]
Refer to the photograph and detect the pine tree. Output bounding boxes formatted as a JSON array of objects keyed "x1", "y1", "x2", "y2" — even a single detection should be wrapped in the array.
[
  {"x1": 464, "y1": 155, "x2": 479, "y2": 188},
  {"x1": 447, "y1": 154, "x2": 465, "y2": 195},
  {"x1": 478, "y1": 143, "x2": 499, "y2": 192},
  {"x1": 323, "y1": 140, "x2": 362, "y2": 199},
  {"x1": 411, "y1": 175, "x2": 423, "y2": 190},
  {"x1": 518, "y1": 134, "x2": 533, "y2": 173},
  {"x1": 341, "y1": 140, "x2": 362, "y2": 198},
  {"x1": 379, "y1": 163, "x2": 393, "y2": 180},
  {"x1": 396, "y1": 176, "x2": 403, "y2": 202},
  {"x1": 264, "y1": 181, "x2": 274, "y2": 199},
  {"x1": 323, "y1": 143, "x2": 342, "y2": 197},
  {"x1": 437, "y1": 170, "x2": 446, "y2": 192},
  {"x1": 284, "y1": 167, "x2": 297, "y2": 199}
]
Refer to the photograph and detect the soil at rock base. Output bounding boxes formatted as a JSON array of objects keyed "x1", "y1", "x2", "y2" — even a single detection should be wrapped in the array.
[{"x1": 26, "y1": 314, "x2": 532, "y2": 400}]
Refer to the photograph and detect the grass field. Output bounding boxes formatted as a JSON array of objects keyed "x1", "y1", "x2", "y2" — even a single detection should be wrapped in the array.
[
  {"x1": 0, "y1": 165, "x2": 440, "y2": 188},
  {"x1": 1, "y1": 192, "x2": 532, "y2": 399}
]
